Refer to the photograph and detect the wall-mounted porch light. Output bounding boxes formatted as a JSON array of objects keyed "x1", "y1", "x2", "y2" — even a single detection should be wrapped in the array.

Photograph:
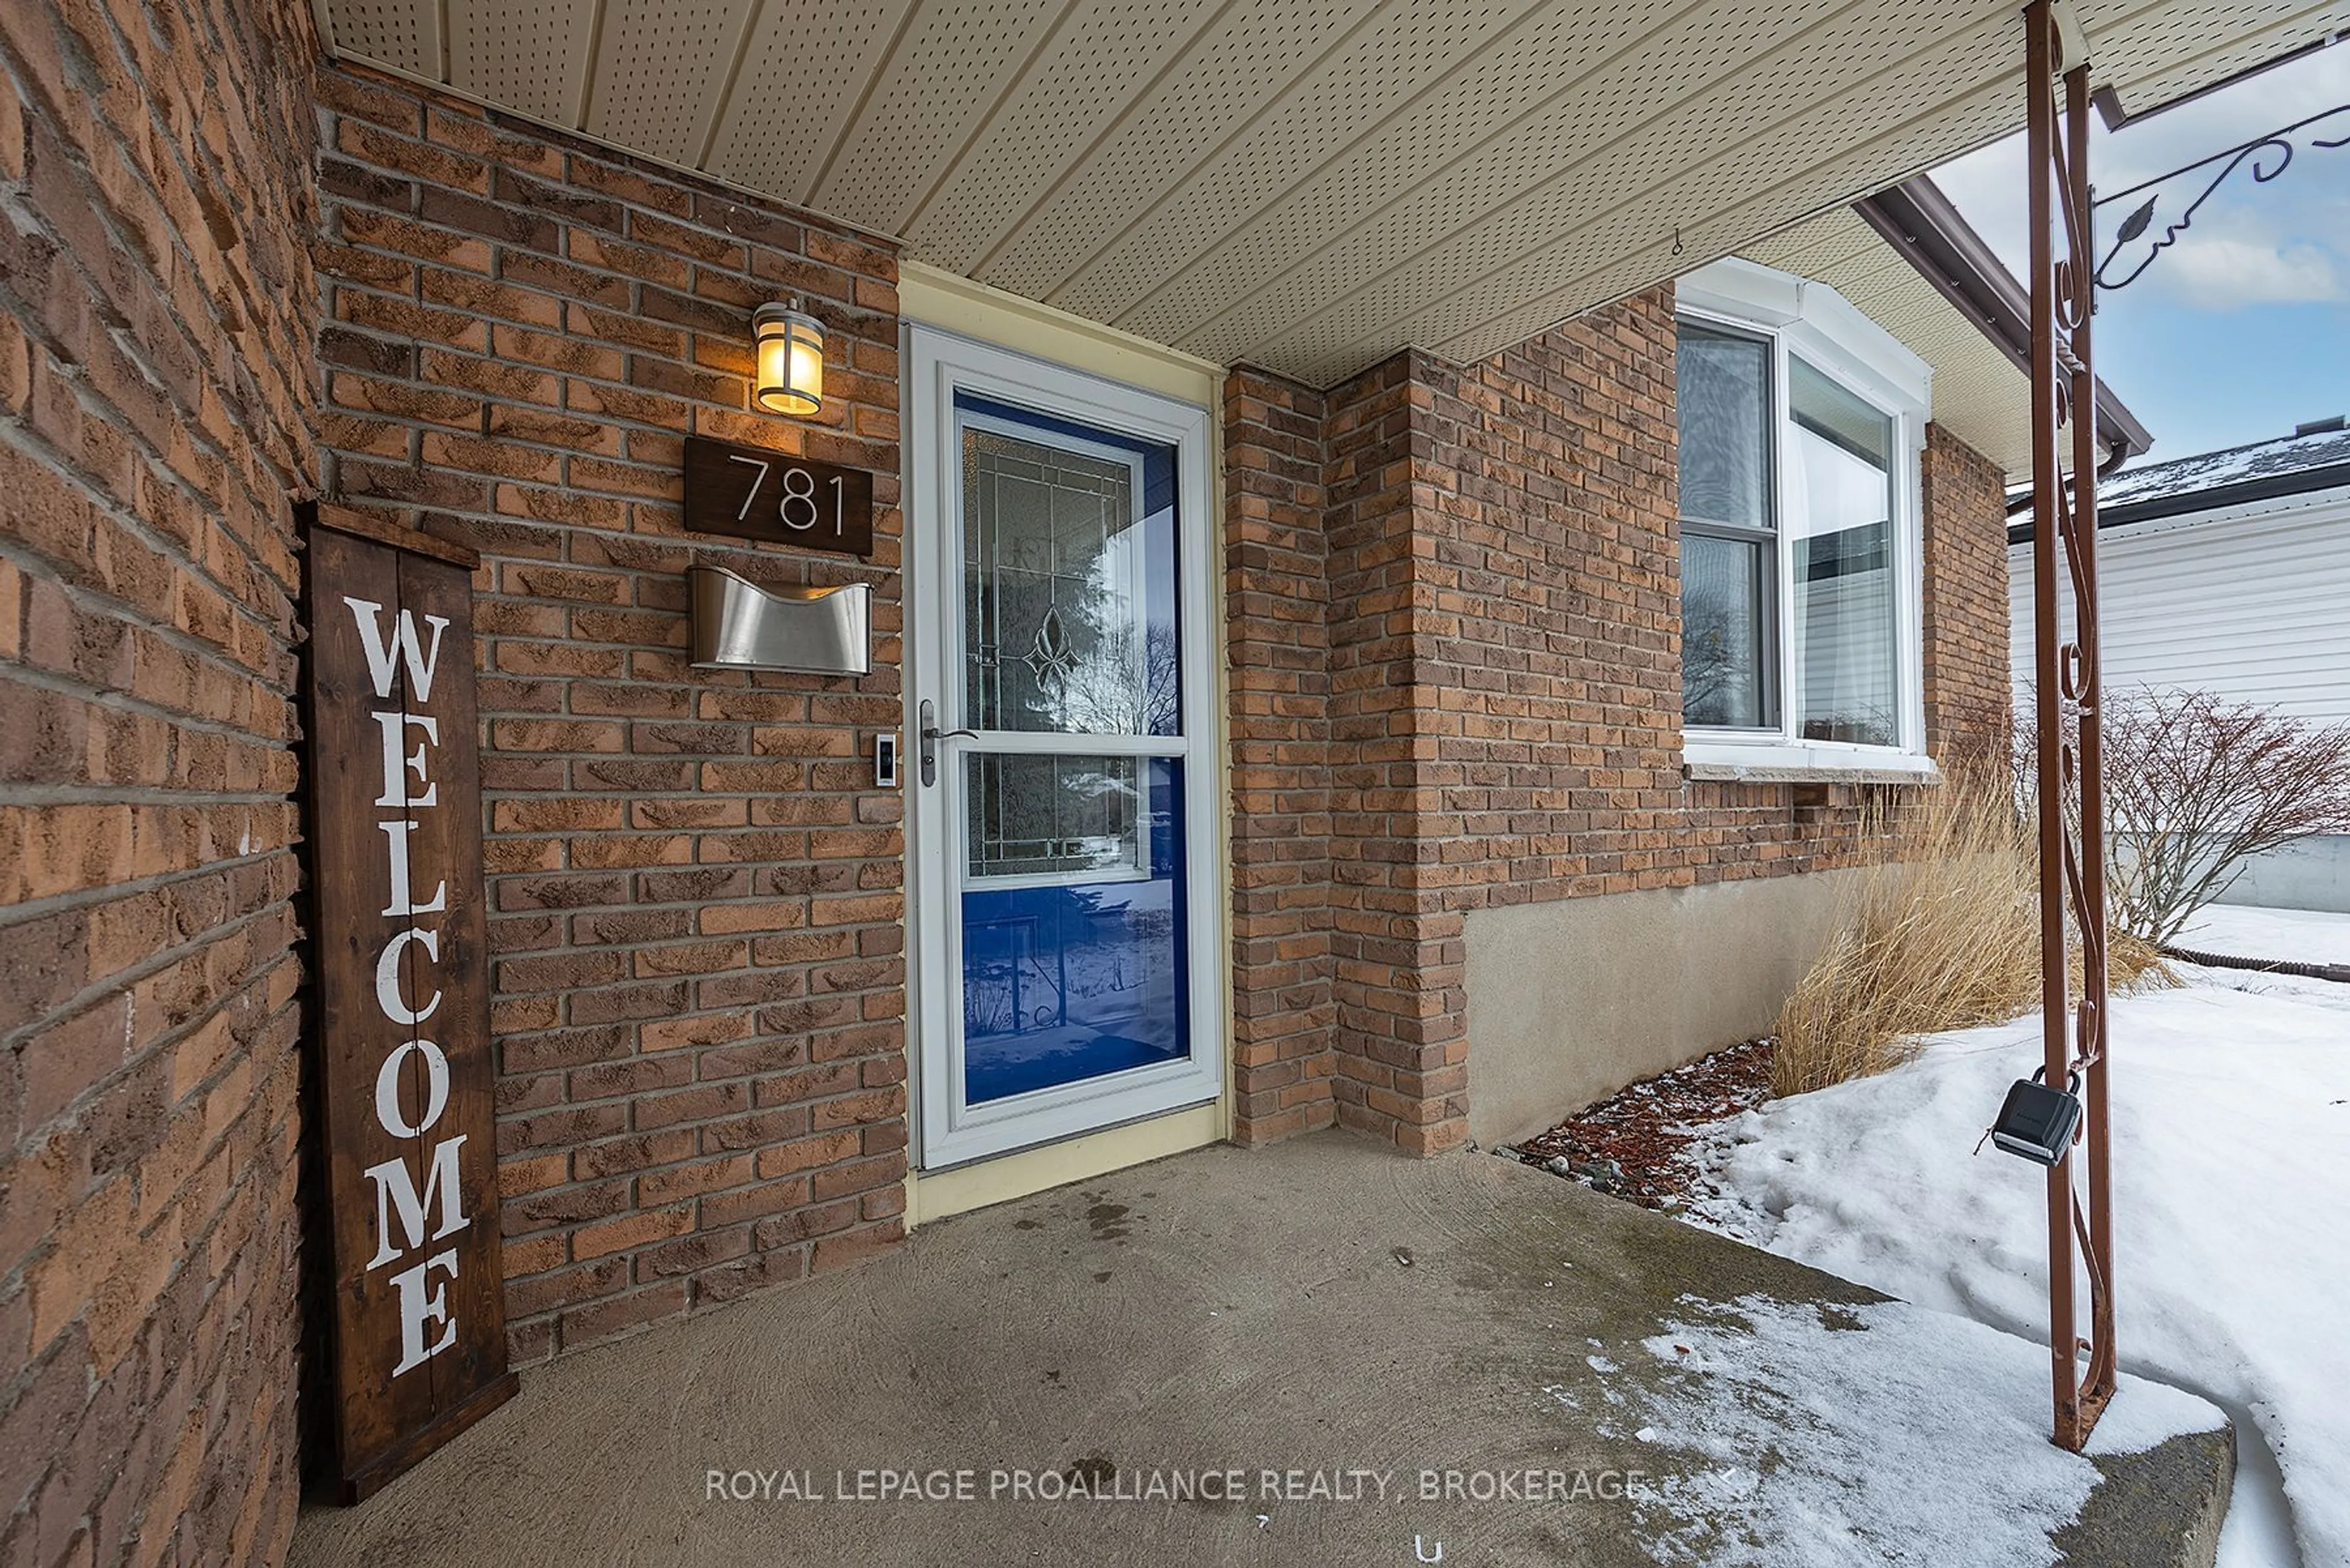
[{"x1": 753, "y1": 299, "x2": 825, "y2": 416}]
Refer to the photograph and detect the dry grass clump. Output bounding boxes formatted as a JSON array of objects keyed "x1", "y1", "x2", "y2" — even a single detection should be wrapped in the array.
[
  {"x1": 1772, "y1": 769, "x2": 2171, "y2": 1099},
  {"x1": 2107, "y1": 928, "x2": 2171, "y2": 992}
]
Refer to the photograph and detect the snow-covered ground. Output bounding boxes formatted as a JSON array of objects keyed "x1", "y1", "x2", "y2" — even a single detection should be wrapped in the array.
[
  {"x1": 1591, "y1": 1294, "x2": 2221, "y2": 1567},
  {"x1": 2182, "y1": 903, "x2": 2350, "y2": 968},
  {"x1": 1679, "y1": 915, "x2": 2350, "y2": 1568}
]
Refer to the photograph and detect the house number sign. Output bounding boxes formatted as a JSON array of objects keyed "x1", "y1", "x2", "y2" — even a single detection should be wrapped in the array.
[
  {"x1": 682, "y1": 433, "x2": 875, "y2": 557},
  {"x1": 301, "y1": 507, "x2": 515, "y2": 1501}
]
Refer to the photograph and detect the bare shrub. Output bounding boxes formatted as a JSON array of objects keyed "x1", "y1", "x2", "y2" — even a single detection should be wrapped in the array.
[
  {"x1": 1772, "y1": 768, "x2": 2171, "y2": 1099},
  {"x1": 2015, "y1": 687, "x2": 2350, "y2": 947}
]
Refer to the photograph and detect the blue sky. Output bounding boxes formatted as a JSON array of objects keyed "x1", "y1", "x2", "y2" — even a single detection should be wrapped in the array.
[{"x1": 1931, "y1": 45, "x2": 2350, "y2": 468}]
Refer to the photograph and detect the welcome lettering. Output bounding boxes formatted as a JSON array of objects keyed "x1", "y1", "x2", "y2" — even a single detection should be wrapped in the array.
[{"x1": 346, "y1": 594, "x2": 469, "y2": 1380}]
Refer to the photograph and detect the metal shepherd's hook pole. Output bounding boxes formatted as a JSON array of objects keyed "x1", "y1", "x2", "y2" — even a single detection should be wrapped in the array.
[{"x1": 2024, "y1": 0, "x2": 2116, "y2": 1453}]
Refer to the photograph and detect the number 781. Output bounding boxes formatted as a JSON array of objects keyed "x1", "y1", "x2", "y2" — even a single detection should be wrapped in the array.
[{"x1": 729, "y1": 454, "x2": 846, "y2": 536}]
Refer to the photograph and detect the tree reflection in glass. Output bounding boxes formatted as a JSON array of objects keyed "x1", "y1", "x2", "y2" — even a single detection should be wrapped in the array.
[{"x1": 962, "y1": 419, "x2": 1180, "y2": 742}]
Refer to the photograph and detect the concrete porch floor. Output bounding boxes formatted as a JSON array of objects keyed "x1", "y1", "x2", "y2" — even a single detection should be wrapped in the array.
[{"x1": 288, "y1": 1132, "x2": 2231, "y2": 1567}]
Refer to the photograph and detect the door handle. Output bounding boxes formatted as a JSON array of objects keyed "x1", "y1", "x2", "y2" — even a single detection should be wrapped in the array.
[{"x1": 917, "y1": 700, "x2": 976, "y2": 786}]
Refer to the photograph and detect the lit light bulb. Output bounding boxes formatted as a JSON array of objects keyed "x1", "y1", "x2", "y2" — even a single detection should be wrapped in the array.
[{"x1": 753, "y1": 301, "x2": 824, "y2": 416}]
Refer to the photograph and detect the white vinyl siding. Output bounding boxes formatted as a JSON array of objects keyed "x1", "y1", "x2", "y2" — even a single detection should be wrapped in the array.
[{"x1": 2008, "y1": 488, "x2": 2350, "y2": 725}]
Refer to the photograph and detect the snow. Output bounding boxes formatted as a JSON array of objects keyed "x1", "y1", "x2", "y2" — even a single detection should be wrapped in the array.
[
  {"x1": 1602, "y1": 1293, "x2": 2221, "y2": 1567},
  {"x1": 1679, "y1": 952, "x2": 2350, "y2": 1568},
  {"x1": 2182, "y1": 903, "x2": 2350, "y2": 967},
  {"x1": 2096, "y1": 425, "x2": 2350, "y2": 509}
]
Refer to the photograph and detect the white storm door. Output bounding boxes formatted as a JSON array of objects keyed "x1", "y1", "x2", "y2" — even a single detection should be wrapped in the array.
[{"x1": 906, "y1": 326, "x2": 1221, "y2": 1170}]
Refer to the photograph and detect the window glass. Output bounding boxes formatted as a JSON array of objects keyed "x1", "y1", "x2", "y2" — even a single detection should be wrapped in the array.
[
  {"x1": 1788, "y1": 358, "x2": 1898, "y2": 745},
  {"x1": 965, "y1": 753, "x2": 1143, "y2": 881},
  {"x1": 1676, "y1": 318, "x2": 1912, "y2": 750},
  {"x1": 1676, "y1": 326, "x2": 1772, "y2": 531},
  {"x1": 1682, "y1": 534, "x2": 1772, "y2": 728}
]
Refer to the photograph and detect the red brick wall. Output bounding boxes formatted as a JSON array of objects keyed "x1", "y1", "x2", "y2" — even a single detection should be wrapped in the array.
[
  {"x1": 1404, "y1": 296, "x2": 1897, "y2": 898},
  {"x1": 1223, "y1": 369, "x2": 1337, "y2": 1146},
  {"x1": 1921, "y1": 423, "x2": 2014, "y2": 763},
  {"x1": 310, "y1": 62, "x2": 908, "y2": 1367},
  {"x1": 1222, "y1": 291, "x2": 2009, "y2": 1152},
  {"x1": 0, "y1": 0, "x2": 321, "y2": 1560},
  {"x1": 1318, "y1": 352, "x2": 1472, "y2": 1152}
]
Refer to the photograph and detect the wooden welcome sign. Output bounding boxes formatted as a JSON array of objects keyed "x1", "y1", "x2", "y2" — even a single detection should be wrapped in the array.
[{"x1": 301, "y1": 507, "x2": 515, "y2": 1499}]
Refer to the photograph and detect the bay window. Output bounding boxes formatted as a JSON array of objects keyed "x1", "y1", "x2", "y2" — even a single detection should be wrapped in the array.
[{"x1": 1675, "y1": 261, "x2": 1931, "y2": 776}]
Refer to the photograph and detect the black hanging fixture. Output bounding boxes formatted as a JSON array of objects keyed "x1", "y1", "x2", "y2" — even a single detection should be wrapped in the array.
[
  {"x1": 1990, "y1": 1067, "x2": 2086, "y2": 1165},
  {"x1": 2094, "y1": 103, "x2": 2350, "y2": 290}
]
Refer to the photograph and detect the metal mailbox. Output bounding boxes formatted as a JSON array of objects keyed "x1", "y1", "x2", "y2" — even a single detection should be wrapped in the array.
[{"x1": 688, "y1": 566, "x2": 872, "y2": 677}]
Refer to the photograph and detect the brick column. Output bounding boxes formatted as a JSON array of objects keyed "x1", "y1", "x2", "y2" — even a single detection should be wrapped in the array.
[
  {"x1": 1921, "y1": 424, "x2": 2015, "y2": 765},
  {"x1": 1, "y1": 0, "x2": 323, "y2": 1559},
  {"x1": 1321, "y1": 353, "x2": 1472, "y2": 1155},
  {"x1": 1223, "y1": 368, "x2": 1338, "y2": 1145}
]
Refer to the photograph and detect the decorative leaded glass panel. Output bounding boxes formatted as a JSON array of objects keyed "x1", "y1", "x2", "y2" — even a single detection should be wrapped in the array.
[{"x1": 961, "y1": 423, "x2": 1179, "y2": 736}]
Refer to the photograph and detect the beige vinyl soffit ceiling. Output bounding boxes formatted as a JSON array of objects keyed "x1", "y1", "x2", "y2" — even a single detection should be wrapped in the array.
[{"x1": 315, "y1": 0, "x2": 2349, "y2": 388}]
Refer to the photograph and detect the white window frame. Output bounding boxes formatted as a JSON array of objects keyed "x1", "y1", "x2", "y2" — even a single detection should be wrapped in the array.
[{"x1": 1675, "y1": 259, "x2": 1936, "y2": 782}]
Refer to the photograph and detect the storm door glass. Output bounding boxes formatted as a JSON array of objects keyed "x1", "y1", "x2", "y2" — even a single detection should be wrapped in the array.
[{"x1": 953, "y1": 395, "x2": 1188, "y2": 1105}]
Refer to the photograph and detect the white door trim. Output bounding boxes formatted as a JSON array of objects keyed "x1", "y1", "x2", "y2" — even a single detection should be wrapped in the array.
[{"x1": 904, "y1": 324, "x2": 1224, "y2": 1172}]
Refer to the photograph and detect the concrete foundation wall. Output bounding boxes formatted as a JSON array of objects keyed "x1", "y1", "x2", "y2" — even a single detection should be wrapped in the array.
[
  {"x1": 2106, "y1": 832, "x2": 2350, "y2": 918},
  {"x1": 1464, "y1": 868, "x2": 1864, "y2": 1147},
  {"x1": 2211, "y1": 836, "x2": 2350, "y2": 916}
]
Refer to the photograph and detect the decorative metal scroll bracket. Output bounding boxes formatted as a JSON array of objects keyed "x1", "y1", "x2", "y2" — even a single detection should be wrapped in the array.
[{"x1": 2094, "y1": 103, "x2": 2350, "y2": 291}]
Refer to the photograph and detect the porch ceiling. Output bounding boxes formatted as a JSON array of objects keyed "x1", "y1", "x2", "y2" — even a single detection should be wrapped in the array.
[{"x1": 315, "y1": 0, "x2": 2348, "y2": 388}]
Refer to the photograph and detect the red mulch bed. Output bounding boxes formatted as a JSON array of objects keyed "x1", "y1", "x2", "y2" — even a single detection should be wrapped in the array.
[{"x1": 1511, "y1": 1037, "x2": 1775, "y2": 1211}]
